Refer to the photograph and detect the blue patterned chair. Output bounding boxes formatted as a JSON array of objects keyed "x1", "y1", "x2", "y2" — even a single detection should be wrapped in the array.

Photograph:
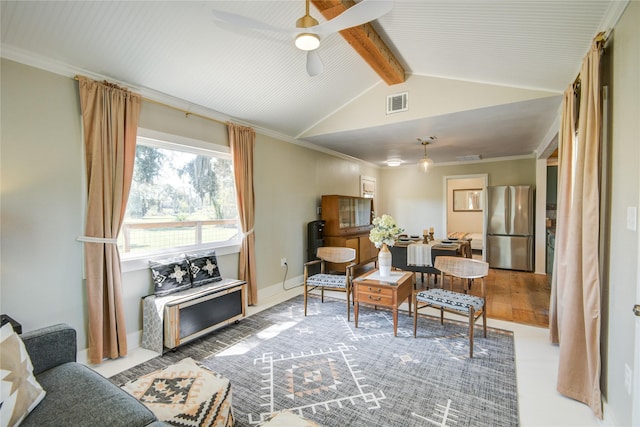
[
  {"x1": 413, "y1": 256, "x2": 489, "y2": 357},
  {"x1": 304, "y1": 247, "x2": 356, "y2": 320}
]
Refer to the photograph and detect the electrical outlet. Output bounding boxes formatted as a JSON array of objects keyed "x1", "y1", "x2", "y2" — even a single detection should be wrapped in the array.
[
  {"x1": 624, "y1": 364, "x2": 632, "y2": 395},
  {"x1": 280, "y1": 257, "x2": 287, "y2": 267}
]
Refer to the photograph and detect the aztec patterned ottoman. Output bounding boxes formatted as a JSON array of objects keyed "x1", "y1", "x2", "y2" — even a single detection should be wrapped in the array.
[{"x1": 121, "y1": 357, "x2": 233, "y2": 426}]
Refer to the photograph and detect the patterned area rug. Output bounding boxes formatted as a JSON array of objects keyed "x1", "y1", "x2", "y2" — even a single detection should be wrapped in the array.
[{"x1": 111, "y1": 295, "x2": 518, "y2": 427}]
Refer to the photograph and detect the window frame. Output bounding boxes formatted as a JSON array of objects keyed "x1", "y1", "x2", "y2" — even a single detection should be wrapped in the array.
[{"x1": 120, "y1": 129, "x2": 241, "y2": 273}]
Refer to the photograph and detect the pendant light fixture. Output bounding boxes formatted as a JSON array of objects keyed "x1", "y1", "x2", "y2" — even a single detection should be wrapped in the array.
[{"x1": 417, "y1": 137, "x2": 436, "y2": 172}]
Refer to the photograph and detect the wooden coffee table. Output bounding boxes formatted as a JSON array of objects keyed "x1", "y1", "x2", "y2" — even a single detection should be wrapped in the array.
[{"x1": 353, "y1": 270, "x2": 415, "y2": 336}]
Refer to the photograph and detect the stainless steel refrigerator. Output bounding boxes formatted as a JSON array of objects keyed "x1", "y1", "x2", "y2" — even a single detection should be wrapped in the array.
[{"x1": 486, "y1": 185, "x2": 534, "y2": 271}]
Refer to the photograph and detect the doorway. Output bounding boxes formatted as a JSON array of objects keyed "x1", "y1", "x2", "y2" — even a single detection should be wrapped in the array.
[{"x1": 443, "y1": 174, "x2": 488, "y2": 261}]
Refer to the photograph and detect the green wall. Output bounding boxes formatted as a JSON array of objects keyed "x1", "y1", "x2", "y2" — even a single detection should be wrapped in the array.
[{"x1": 0, "y1": 58, "x2": 379, "y2": 350}]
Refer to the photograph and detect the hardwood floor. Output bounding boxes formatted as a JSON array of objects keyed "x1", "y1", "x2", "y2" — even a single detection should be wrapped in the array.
[
  {"x1": 484, "y1": 268, "x2": 550, "y2": 327},
  {"x1": 415, "y1": 268, "x2": 551, "y2": 328}
]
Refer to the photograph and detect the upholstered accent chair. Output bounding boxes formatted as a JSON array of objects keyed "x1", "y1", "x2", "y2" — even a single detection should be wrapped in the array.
[
  {"x1": 303, "y1": 247, "x2": 357, "y2": 320},
  {"x1": 413, "y1": 256, "x2": 489, "y2": 357}
]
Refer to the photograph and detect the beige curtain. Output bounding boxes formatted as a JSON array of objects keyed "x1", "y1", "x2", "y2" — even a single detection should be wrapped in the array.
[
  {"x1": 550, "y1": 38, "x2": 603, "y2": 418},
  {"x1": 78, "y1": 77, "x2": 141, "y2": 364},
  {"x1": 228, "y1": 123, "x2": 258, "y2": 305}
]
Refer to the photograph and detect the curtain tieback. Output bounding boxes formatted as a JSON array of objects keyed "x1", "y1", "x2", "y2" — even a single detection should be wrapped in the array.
[
  {"x1": 242, "y1": 228, "x2": 255, "y2": 239},
  {"x1": 77, "y1": 236, "x2": 118, "y2": 244}
]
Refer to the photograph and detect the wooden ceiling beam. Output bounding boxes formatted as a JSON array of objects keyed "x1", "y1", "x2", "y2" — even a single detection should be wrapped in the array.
[{"x1": 311, "y1": 0, "x2": 405, "y2": 85}]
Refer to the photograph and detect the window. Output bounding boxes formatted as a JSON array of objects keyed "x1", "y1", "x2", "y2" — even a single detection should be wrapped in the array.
[{"x1": 118, "y1": 135, "x2": 240, "y2": 258}]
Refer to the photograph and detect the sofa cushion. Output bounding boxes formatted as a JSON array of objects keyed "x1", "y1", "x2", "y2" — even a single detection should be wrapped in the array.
[
  {"x1": 0, "y1": 323, "x2": 46, "y2": 427},
  {"x1": 22, "y1": 362, "x2": 157, "y2": 427}
]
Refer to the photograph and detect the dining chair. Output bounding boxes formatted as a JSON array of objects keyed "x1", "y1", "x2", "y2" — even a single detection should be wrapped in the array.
[
  {"x1": 303, "y1": 247, "x2": 357, "y2": 320},
  {"x1": 413, "y1": 256, "x2": 489, "y2": 357}
]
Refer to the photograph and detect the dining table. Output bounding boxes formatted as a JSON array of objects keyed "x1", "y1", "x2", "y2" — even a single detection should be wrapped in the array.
[{"x1": 389, "y1": 238, "x2": 472, "y2": 285}]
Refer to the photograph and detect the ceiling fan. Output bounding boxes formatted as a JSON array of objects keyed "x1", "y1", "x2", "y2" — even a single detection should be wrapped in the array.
[{"x1": 212, "y1": 0, "x2": 394, "y2": 76}]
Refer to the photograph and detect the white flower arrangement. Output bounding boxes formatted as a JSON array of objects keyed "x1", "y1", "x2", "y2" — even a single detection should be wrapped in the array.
[{"x1": 369, "y1": 214, "x2": 404, "y2": 248}]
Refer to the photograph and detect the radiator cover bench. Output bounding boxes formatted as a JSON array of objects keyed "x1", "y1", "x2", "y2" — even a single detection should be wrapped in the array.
[{"x1": 142, "y1": 278, "x2": 246, "y2": 353}]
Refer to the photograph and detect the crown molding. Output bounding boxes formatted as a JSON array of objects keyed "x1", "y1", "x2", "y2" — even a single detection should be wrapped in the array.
[{"x1": 599, "y1": 0, "x2": 630, "y2": 35}]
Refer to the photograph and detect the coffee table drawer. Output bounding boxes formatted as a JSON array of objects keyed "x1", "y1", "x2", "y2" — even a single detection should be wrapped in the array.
[
  {"x1": 358, "y1": 290, "x2": 394, "y2": 305},
  {"x1": 358, "y1": 284, "x2": 394, "y2": 296}
]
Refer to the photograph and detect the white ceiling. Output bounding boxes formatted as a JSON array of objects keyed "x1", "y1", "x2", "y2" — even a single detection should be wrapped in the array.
[{"x1": 0, "y1": 0, "x2": 627, "y2": 166}]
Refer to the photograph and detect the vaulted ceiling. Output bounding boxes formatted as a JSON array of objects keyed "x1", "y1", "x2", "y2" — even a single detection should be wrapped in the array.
[{"x1": 0, "y1": 0, "x2": 628, "y2": 166}]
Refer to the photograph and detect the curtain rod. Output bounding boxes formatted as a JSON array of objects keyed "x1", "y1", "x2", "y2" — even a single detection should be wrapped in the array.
[
  {"x1": 74, "y1": 75, "x2": 227, "y2": 126},
  {"x1": 572, "y1": 32, "x2": 607, "y2": 89}
]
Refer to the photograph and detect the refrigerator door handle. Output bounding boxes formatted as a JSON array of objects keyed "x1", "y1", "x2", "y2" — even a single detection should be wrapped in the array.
[{"x1": 505, "y1": 186, "x2": 511, "y2": 235}]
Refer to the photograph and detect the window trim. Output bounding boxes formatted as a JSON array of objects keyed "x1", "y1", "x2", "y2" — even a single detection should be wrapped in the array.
[
  {"x1": 120, "y1": 128, "x2": 240, "y2": 273},
  {"x1": 121, "y1": 242, "x2": 241, "y2": 273}
]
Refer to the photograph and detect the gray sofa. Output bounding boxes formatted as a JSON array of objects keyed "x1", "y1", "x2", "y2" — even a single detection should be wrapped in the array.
[{"x1": 19, "y1": 323, "x2": 167, "y2": 427}]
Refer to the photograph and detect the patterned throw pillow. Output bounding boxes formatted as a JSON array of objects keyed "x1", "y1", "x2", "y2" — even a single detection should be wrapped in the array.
[
  {"x1": 121, "y1": 357, "x2": 232, "y2": 427},
  {"x1": 149, "y1": 255, "x2": 192, "y2": 296},
  {"x1": 0, "y1": 323, "x2": 46, "y2": 427},
  {"x1": 186, "y1": 250, "x2": 222, "y2": 287}
]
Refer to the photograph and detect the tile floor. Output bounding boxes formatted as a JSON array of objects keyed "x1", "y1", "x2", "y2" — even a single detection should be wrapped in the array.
[{"x1": 93, "y1": 286, "x2": 601, "y2": 427}]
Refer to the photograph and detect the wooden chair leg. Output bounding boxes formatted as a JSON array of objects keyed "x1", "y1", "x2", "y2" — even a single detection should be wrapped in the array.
[
  {"x1": 346, "y1": 287, "x2": 351, "y2": 321},
  {"x1": 483, "y1": 306, "x2": 487, "y2": 338},
  {"x1": 440, "y1": 307, "x2": 444, "y2": 324},
  {"x1": 413, "y1": 294, "x2": 418, "y2": 337},
  {"x1": 304, "y1": 282, "x2": 308, "y2": 316},
  {"x1": 469, "y1": 306, "x2": 475, "y2": 358},
  {"x1": 321, "y1": 288, "x2": 324, "y2": 302}
]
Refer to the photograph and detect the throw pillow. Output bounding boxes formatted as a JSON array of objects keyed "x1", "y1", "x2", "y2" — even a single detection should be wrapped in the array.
[
  {"x1": 149, "y1": 255, "x2": 192, "y2": 296},
  {"x1": 0, "y1": 323, "x2": 46, "y2": 427},
  {"x1": 186, "y1": 250, "x2": 222, "y2": 287},
  {"x1": 121, "y1": 357, "x2": 232, "y2": 427}
]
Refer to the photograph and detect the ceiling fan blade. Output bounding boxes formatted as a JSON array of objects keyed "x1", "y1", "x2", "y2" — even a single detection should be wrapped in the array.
[
  {"x1": 212, "y1": 9, "x2": 290, "y2": 34},
  {"x1": 306, "y1": 50, "x2": 324, "y2": 76},
  {"x1": 314, "y1": 0, "x2": 394, "y2": 37}
]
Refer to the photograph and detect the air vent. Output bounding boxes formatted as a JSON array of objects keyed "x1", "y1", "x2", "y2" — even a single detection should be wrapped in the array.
[
  {"x1": 386, "y1": 92, "x2": 408, "y2": 114},
  {"x1": 456, "y1": 154, "x2": 482, "y2": 161}
]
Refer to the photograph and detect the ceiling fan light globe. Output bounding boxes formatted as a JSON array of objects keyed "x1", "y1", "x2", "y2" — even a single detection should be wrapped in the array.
[
  {"x1": 418, "y1": 157, "x2": 433, "y2": 173},
  {"x1": 295, "y1": 33, "x2": 320, "y2": 51}
]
